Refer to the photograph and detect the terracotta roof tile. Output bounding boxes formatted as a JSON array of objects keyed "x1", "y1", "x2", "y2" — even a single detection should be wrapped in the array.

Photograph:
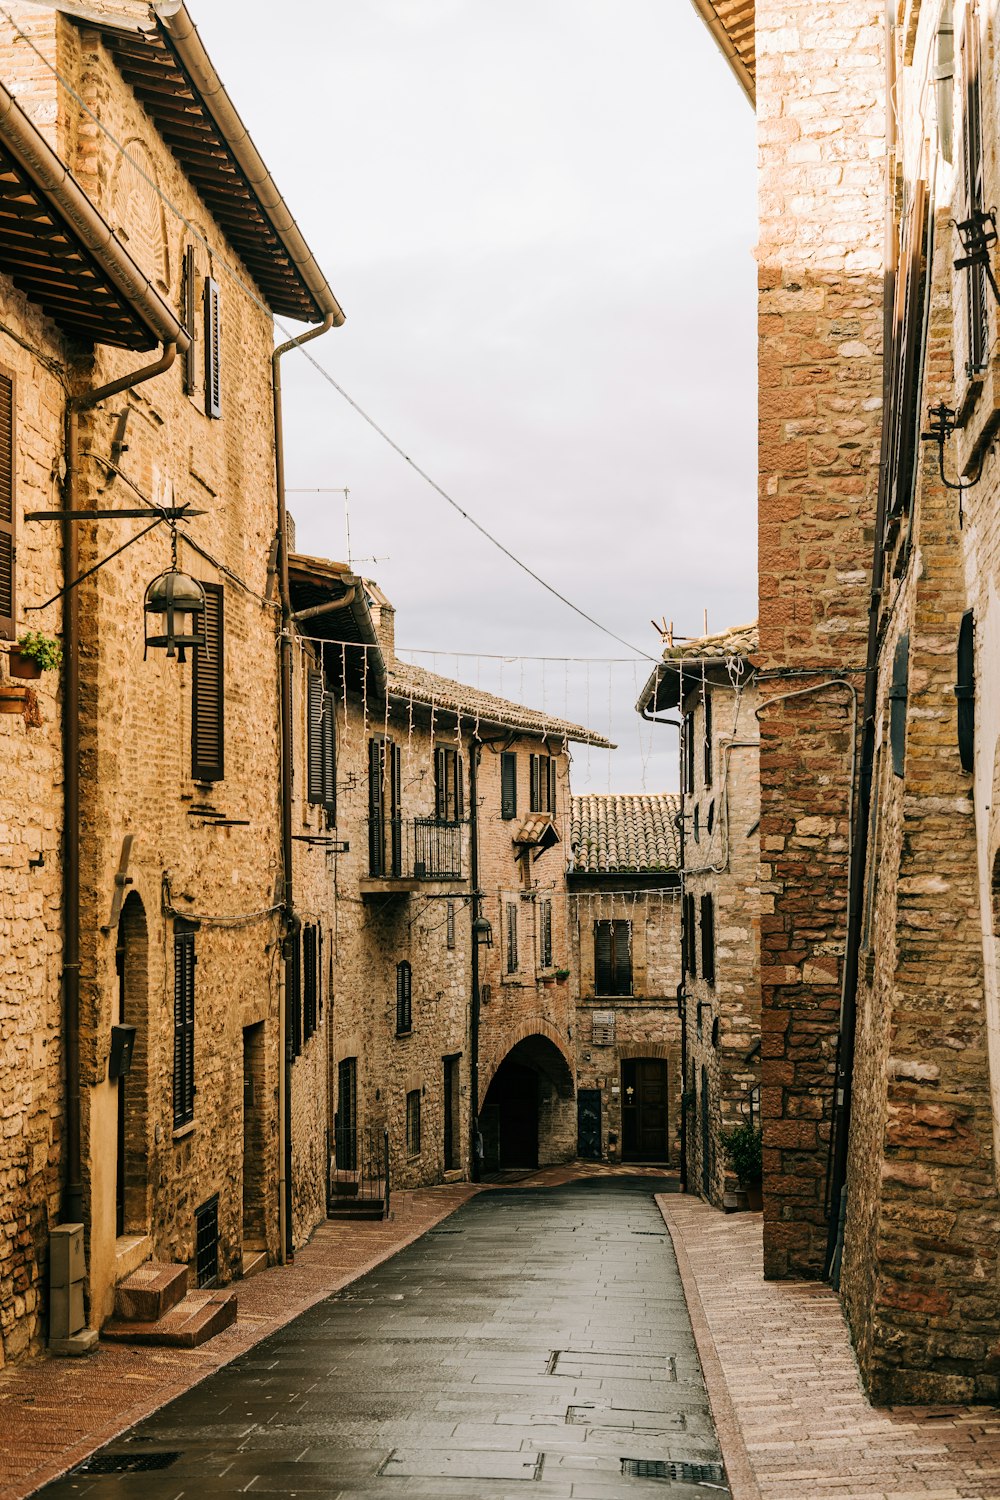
[
  {"x1": 570, "y1": 793, "x2": 681, "y2": 875},
  {"x1": 388, "y1": 660, "x2": 613, "y2": 747}
]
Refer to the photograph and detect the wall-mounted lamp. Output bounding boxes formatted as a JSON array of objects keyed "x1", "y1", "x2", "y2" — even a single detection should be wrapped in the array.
[
  {"x1": 921, "y1": 400, "x2": 984, "y2": 523},
  {"x1": 144, "y1": 564, "x2": 206, "y2": 660},
  {"x1": 472, "y1": 916, "x2": 493, "y2": 948}
]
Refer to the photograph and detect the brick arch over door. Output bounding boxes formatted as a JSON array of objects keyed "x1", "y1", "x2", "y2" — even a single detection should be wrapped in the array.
[
  {"x1": 617, "y1": 1042, "x2": 671, "y2": 1063},
  {"x1": 478, "y1": 1016, "x2": 574, "y2": 1109}
]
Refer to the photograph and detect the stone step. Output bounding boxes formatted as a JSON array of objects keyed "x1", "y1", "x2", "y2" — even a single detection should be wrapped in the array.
[
  {"x1": 241, "y1": 1248, "x2": 267, "y2": 1280},
  {"x1": 330, "y1": 1178, "x2": 360, "y2": 1197},
  {"x1": 328, "y1": 1199, "x2": 385, "y2": 1221},
  {"x1": 114, "y1": 1260, "x2": 188, "y2": 1323},
  {"x1": 102, "y1": 1288, "x2": 237, "y2": 1349}
]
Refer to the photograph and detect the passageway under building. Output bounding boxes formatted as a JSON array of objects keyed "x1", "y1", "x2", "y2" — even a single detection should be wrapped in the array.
[{"x1": 480, "y1": 1034, "x2": 575, "y2": 1172}]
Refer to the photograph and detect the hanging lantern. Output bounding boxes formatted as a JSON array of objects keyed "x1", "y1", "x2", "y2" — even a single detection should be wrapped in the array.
[
  {"x1": 473, "y1": 914, "x2": 494, "y2": 948},
  {"x1": 143, "y1": 566, "x2": 206, "y2": 660}
]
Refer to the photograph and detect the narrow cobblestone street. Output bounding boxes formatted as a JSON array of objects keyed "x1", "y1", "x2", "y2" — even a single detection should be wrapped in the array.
[{"x1": 27, "y1": 1178, "x2": 727, "y2": 1500}]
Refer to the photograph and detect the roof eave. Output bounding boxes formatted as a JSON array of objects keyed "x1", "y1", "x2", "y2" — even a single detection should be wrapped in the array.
[{"x1": 688, "y1": 0, "x2": 756, "y2": 107}]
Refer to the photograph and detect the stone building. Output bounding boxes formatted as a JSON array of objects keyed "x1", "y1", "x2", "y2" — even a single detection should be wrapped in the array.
[
  {"x1": 690, "y1": 0, "x2": 1000, "y2": 1403},
  {"x1": 568, "y1": 794, "x2": 682, "y2": 1167},
  {"x1": 636, "y1": 626, "x2": 760, "y2": 1207},
  {"x1": 0, "y1": 0, "x2": 341, "y2": 1357}
]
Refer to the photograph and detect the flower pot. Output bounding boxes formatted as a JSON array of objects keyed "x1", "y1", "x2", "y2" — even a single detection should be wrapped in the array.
[
  {"x1": 744, "y1": 1182, "x2": 763, "y2": 1212},
  {"x1": 8, "y1": 651, "x2": 41, "y2": 679},
  {"x1": 555, "y1": 974, "x2": 569, "y2": 985},
  {"x1": 0, "y1": 684, "x2": 28, "y2": 712}
]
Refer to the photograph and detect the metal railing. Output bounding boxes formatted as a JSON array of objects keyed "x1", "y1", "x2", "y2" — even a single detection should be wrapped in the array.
[
  {"x1": 330, "y1": 1121, "x2": 390, "y2": 1216},
  {"x1": 367, "y1": 817, "x2": 463, "y2": 880}
]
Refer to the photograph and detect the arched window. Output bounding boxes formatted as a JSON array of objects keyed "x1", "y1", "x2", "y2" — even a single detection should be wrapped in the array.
[{"x1": 396, "y1": 961, "x2": 412, "y2": 1035}]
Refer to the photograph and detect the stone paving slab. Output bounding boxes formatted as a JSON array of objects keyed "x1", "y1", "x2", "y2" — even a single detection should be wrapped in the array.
[{"x1": 658, "y1": 1194, "x2": 1000, "y2": 1500}]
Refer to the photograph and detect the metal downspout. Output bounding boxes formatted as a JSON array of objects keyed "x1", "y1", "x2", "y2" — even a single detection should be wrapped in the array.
[
  {"x1": 272, "y1": 313, "x2": 335, "y2": 1262},
  {"x1": 469, "y1": 742, "x2": 482, "y2": 1184},
  {"x1": 824, "y1": 0, "x2": 898, "y2": 1280},
  {"x1": 62, "y1": 343, "x2": 178, "y2": 1225}
]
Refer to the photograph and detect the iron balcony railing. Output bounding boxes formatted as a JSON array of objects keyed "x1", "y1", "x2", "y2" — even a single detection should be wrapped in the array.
[
  {"x1": 330, "y1": 1121, "x2": 390, "y2": 1218},
  {"x1": 366, "y1": 816, "x2": 464, "y2": 881}
]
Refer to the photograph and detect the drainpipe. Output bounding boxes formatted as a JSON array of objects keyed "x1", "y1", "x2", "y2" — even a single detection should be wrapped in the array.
[
  {"x1": 272, "y1": 313, "x2": 335, "y2": 1262},
  {"x1": 62, "y1": 343, "x2": 178, "y2": 1225},
  {"x1": 824, "y1": 0, "x2": 898, "y2": 1281},
  {"x1": 469, "y1": 741, "x2": 482, "y2": 1184}
]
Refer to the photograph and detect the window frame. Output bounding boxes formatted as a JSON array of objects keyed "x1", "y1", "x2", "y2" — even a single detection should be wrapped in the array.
[
  {"x1": 594, "y1": 919, "x2": 632, "y2": 997},
  {"x1": 700, "y1": 893, "x2": 716, "y2": 987},
  {"x1": 435, "y1": 745, "x2": 463, "y2": 823},
  {"x1": 500, "y1": 750, "x2": 517, "y2": 821},
  {"x1": 405, "y1": 1088, "x2": 421, "y2": 1156},
  {"x1": 529, "y1": 753, "x2": 557, "y2": 814}
]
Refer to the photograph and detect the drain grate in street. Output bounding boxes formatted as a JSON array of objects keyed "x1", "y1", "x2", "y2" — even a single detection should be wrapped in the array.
[
  {"x1": 74, "y1": 1452, "x2": 181, "y2": 1475},
  {"x1": 621, "y1": 1458, "x2": 727, "y2": 1487}
]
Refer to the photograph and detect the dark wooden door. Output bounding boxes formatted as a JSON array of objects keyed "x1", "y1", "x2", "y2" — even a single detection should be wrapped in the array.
[
  {"x1": 577, "y1": 1089, "x2": 602, "y2": 1159},
  {"x1": 621, "y1": 1059, "x2": 668, "y2": 1163},
  {"x1": 336, "y1": 1057, "x2": 357, "y2": 1171},
  {"x1": 443, "y1": 1055, "x2": 460, "y2": 1171}
]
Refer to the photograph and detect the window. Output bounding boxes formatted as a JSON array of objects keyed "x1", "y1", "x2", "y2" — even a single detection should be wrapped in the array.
[
  {"x1": 443, "y1": 1056, "x2": 460, "y2": 1170},
  {"x1": 396, "y1": 960, "x2": 412, "y2": 1034},
  {"x1": 956, "y1": 610, "x2": 975, "y2": 772},
  {"x1": 194, "y1": 1195, "x2": 219, "y2": 1288},
  {"x1": 204, "y1": 274, "x2": 222, "y2": 418},
  {"x1": 307, "y1": 671, "x2": 336, "y2": 818},
  {"x1": 500, "y1": 751, "x2": 517, "y2": 821},
  {"x1": 682, "y1": 711, "x2": 695, "y2": 795},
  {"x1": 594, "y1": 920, "x2": 632, "y2": 996},
  {"x1": 538, "y1": 898, "x2": 553, "y2": 969},
  {"x1": 0, "y1": 370, "x2": 14, "y2": 641},
  {"x1": 703, "y1": 691, "x2": 713, "y2": 788},
  {"x1": 889, "y1": 633, "x2": 910, "y2": 778},
  {"x1": 435, "y1": 746, "x2": 463, "y2": 822},
  {"x1": 303, "y1": 923, "x2": 319, "y2": 1041},
  {"x1": 961, "y1": 5, "x2": 988, "y2": 373},
  {"x1": 683, "y1": 892, "x2": 697, "y2": 978},
  {"x1": 700, "y1": 893, "x2": 716, "y2": 987},
  {"x1": 289, "y1": 926, "x2": 302, "y2": 1059},
  {"x1": 172, "y1": 925, "x2": 195, "y2": 1128},
  {"x1": 406, "y1": 1089, "x2": 421, "y2": 1156},
  {"x1": 192, "y1": 582, "x2": 224, "y2": 782},
  {"x1": 529, "y1": 753, "x2": 557, "y2": 814},
  {"x1": 506, "y1": 902, "x2": 518, "y2": 974},
  {"x1": 369, "y1": 737, "x2": 401, "y2": 877},
  {"x1": 446, "y1": 900, "x2": 456, "y2": 950},
  {"x1": 182, "y1": 245, "x2": 200, "y2": 399},
  {"x1": 884, "y1": 180, "x2": 930, "y2": 533}
]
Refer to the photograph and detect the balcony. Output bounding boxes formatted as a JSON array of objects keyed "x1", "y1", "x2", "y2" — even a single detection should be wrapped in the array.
[{"x1": 360, "y1": 817, "x2": 466, "y2": 895}]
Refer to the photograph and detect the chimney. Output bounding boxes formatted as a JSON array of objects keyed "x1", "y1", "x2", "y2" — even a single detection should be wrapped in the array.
[{"x1": 371, "y1": 596, "x2": 395, "y2": 661}]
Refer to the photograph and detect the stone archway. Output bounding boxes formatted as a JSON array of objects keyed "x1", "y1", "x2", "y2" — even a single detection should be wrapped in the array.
[
  {"x1": 117, "y1": 892, "x2": 150, "y2": 1235},
  {"x1": 480, "y1": 1032, "x2": 575, "y2": 1173}
]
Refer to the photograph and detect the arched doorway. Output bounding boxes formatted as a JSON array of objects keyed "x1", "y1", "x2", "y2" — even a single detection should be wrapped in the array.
[
  {"x1": 116, "y1": 892, "x2": 149, "y2": 1236},
  {"x1": 480, "y1": 1034, "x2": 574, "y2": 1173}
]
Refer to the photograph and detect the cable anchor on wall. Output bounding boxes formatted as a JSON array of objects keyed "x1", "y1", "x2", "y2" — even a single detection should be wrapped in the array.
[
  {"x1": 921, "y1": 400, "x2": 984, "y2": 526},
  {"x1": 953, "y1": 207, "x2": 1000, "y2": 301}
]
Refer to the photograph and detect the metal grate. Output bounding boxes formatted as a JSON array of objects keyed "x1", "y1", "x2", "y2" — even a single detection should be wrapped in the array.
[
  {"x1": 75, "y1": 1452, "x2": 181, "y2": 1475},
  {"x1": 621, "y1": 1458, "x2": 727, "y2": 1486},
  {"x1": 194, "y1": 1193, "x2": 219, "y2": 1288}
]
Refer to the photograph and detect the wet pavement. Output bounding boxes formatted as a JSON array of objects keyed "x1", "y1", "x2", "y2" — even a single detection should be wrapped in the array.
[{"x1": 39, "y1": 1178, "x2": 729, "y2": 1500}]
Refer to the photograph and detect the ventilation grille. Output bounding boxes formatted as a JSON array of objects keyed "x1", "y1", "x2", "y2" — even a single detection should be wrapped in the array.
[
  {"x1": 621, "y1": 1458, "x2": 726, "y2": 1486},
  {"x1": 75, "y1": 1452, "x2": 181, "y2": 1475}
]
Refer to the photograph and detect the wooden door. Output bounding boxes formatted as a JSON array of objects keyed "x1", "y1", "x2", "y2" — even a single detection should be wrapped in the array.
[{"x1": 621, "y1": 1059, "x2": 668, "y2": 1163}]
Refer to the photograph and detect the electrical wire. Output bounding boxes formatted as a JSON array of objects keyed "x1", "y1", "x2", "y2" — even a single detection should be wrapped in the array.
[{"x1": 2, "y1": 6, "x2": 657, "y2": 665}]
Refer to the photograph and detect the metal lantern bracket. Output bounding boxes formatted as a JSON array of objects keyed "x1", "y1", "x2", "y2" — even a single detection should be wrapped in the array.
[
  {"x1": 954, "y1": 207, "x2": 1000, "y2": 302},
  {"x1": 25, "y1": 503, "x2": 205, "y2": 613},
  {"x1": 921, "y1": 400, "x2": 984, "y2": 524}
]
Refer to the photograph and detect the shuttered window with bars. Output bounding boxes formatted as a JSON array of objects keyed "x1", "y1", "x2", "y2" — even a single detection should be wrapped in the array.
[
  {"x1": 505, "y1": 901, "x2": 518, "y2": 974},
  {"x1": 172, "y1": 925, "x2": 195, "y2": 1129},
  {"x1": 529, "y1": 753, "x2": 557, "y2": 814},
  {"x1": 700, "y1": 894, "x2": 716, "y2": 987},
  {"x1": 192, "y1": 583, "x2": 224, "y2": 782},
  {"x1": 538, "y1": 898, "x2": 553, "y2": 969},
  {"x1": 0, "y1": 371, "x2": 14, "y2": 641},
  {"x1": 303, "y1": 923, "x2": 319, "y2": 1041},
  {"x1": 500, "y1": 751, "x2": 517, "y2": 820},
  {"x1": 307, "y1": 671, "x2": 336, "y2": 818},
  {"x1": 289, "y1": 927, "x2": 302, "y2": 1058},
  {"x1": 435, "y1": 746, "x2": 463, "y2": 822},
  {"x1": 594, "y1": 920, "x2": 632, "y2": 996},
  {"x1": 396, "y1": 960, "x2": 412, "y2": 1034},
  {"x1": 204, "y1": 275, "x2": 222, "y2": 419}
]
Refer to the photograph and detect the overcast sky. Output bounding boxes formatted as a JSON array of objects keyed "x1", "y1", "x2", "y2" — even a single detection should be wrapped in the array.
[{"x1": 196, "y1": 0, "x2": 758, "y2": 793}]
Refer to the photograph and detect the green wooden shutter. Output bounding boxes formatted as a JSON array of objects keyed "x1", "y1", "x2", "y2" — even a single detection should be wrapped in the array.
[
  {"x1": 303, "y1": 925, "x2": 317, "y2": 1040},
  {"x1": 956, "y1": 610, "x2": 975, "y2": 772},
  {"x1": 396, "y1": 960, "x2": 412, "y2": 1033},
  {"x1": 889, "y1": 633, "x2": 910, "y2": 778},
  {"x1": 192, "y1": 583, "x2": 224, "y2": 782},
  {"x1": 594, "y1": 921, "x2": 612, "y2": 994},
  {"x1": 501, "y1": 752, "x2": 517, "y2": 820},
  {"x1": 0, "y1": 372, "x2": 14, "y2": 641},
  {"x1": 307, "y1": 671, "x2": 324, "y2": 804},
  {"x1": 204, "y1": 275, "x2": 222, "y2": 418}
]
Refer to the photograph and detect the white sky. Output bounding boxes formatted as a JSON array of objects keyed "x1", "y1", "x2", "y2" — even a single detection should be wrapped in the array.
[{"x1": 197, "y1": 0, "x2": 758, "y2": 792}]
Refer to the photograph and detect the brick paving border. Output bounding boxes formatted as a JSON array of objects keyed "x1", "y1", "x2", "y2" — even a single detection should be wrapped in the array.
[{"x1": 658, "y1": 1194, "x2": 1000, "y2": 1500}]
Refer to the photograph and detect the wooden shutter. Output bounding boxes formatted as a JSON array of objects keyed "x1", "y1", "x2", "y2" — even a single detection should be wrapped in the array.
[
  {"x1": 700, "y1": 894, "x2": 716, "y2": 986},
  {"x1": 956, "y1": 610, "x2": 975, "y2": 772},
  {"x1": 173, "y1": 928, "x2": 195, "y2": 1128},
  {"x1": 506, "y1": 902, "x2": 518, "y2": 973},
  {"x1": 887, "y1": 181, "x2": 930, "y2": 526},
  {"x1": 613, "y1": 921, "x2": 632, "y2": 995},
  {"x1": 192, "y1": 583, "x2": 224, "y2": 781},
  {"x1": 595, "y1": 921, "x2": 612, "y2": 994},
  {"x1": 290, "y1": 928, "x2": 302, "y2": 1058},
  {"x1": 501, "y1": 752, "x2": 517, "y2": 820},
  {"x1": 529, "y1": 754, "x2": 541, "y2": 812},
  {"x1": 889, "y1": 633, "x2": 910, "y2": 778},
  {"x1": 703, "y1": 693, "x2": 713, "y2": 788},
  {"x1": 539, "y1": 900, "x2": 552, "y2": 968},
  {"x1": 303, "y1": 925, "x2": 318, "y2": 1040},
  {"x1": 390, "y1": 741, "x2": 402, "y2": 876},
  {"x1": 183, "y1": 246, "x2": 198, "y2": 396},
  {"x1": 683, "y1": 712, "x2": 695, "y2": 794},
  {"x1": 322, "y1": 690, "x2": 336, "y2": 817},
  {"x1": 368, "y1": 738, "x2": 384, "y2": 876},
  {"x1": 396, "y1": 960, "x2": 412, "y2": 1033},
  {"x1": 455, "y1": 753, "x2": 464, "y2": 819},
  {"x1": 684, "y1": 893, "x2": 698, "y2": 979},
  {"x1": 204, "y1": 276, "x2": 222, "y2": 418},
  {"x1": 0, "y1": 371, "x2": 14, "y2": 641},
  {"x1": 435, "y1": 747, "x2": 447, "y2": 820},
  {"x1": 307, "y1": 671, "x2": 325, "y2": 804},
  {"x1": 547, "y1": 757, "x2": 557, "y2": 815}
]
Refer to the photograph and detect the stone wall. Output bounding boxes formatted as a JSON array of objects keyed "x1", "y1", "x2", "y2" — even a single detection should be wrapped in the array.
[{"x1": 756, "y1": 0, "x2": 885, "y2": 1278}]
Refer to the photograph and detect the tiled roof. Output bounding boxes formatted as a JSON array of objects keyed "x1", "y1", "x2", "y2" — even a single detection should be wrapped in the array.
[
  {"x1": 388, "y1": 659, "x2": 613, "y2": 747},
  {"x1": 689, "y1": 0, "x2": 755, "y2": 105},
  {"x1": 513, "y1": 815, "x2": 560, "y2": 850},
  {"x1": 661, "y1": 622, "x2": 759, "y2": 664},
  {"x1": 636, "y1": 622, "x2": 758, "y2": 715},
  {"x1": 570, "y1": 794, "x2": 681, "y2": 875}
]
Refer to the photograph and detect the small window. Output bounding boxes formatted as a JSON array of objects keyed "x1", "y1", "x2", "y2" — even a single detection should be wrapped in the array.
[
  {"x1": 683, "y1": 892, "x2": 697, "y2": 979},
  {"x1": 506, "y1": 902, "x2": 519, "y2": 974},
  {"x1": 693, "y1": 804, "x2": 700, "y2": 843},
  {"x1": 307, "y1": 671, "x2": 336, "y2": 818},
  {"x1": 683, "y1": 710, "x2": 695, "y2": 795},
  {"x1": 396, "y1": 960, "x2": 412, "y2": 1034},
  {"x1": 707, "y1": 801, "x2": 715, "y2": 836},
  {"x1": 956, "y1": 610, "x2": 974, "y2": 772},
  {"x1": 538, "y1": 899, "x2": 553, "y2": 969},
  {"x1": 435, "y1": 746, "x2": 463, "y2": 822},
  {"x1": 303, "y1": 924, "x2": 319, "y2": 1041},
  {"x1": 703, "y1": 691, "x2": 713, "y2": 788},
  {"x1": 594, "y1": 920, "x2": 632, "y2": 996},
  {"x1": 500, "y1": 751, "x2": 517, "y2": 821},
  {"x1": 406, "y1": 1089, "x2": 421, "y2": 1156},
  {"x1": 446, "y1": 900, "x2": 456, "y2": 950},
  {"x1": 700, "y1": 893, "x2": 716, "y2": 987},
  {"x1": 529, "y1": 753, "x2": 557, "y2": 814},
  {"x1": 0, "y1": 369, "x2": 14, "y2": 641},
  {"x1": 172, "y1": 925, "x2": 195, "y2": 1129},
  {"x1": 194, "y1": 1194, "x2": 219, "y2": 1288},
  {"x1": 889, "y1": 633, "x2": 910, "y2": 778},
  {"x1": 192, "y1": 582, "x2": 224, "y2": 782},
  {"x1": 182, "y1": 245, "x2": 200, "y2": 398},
  {"x1": 204, "y1": 274, "x2": 222, "y2": 418}
]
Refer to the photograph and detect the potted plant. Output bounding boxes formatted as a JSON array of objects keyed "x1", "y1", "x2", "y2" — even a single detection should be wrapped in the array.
[
  {"x1": 9, "y1": 631, "x2": 62, "y2": 679},
  {"x1": 554, "y1": 968, "x2": 571, "y2": 985},
  {"x1": 721, "y1": 1121, "x2": 763, "y2": 1211}
]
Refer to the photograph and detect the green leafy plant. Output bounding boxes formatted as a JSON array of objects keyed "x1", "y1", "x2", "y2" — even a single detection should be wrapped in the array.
[
  {"x1": 721, "y1": 1122, "x2": 763, "y2": 1185},
  {"x1": 554, "y1": 968, "x2": 571, "y2": 980},
  {"x1": 16, "y1": 631, "x2": 62, "y2": 672}
]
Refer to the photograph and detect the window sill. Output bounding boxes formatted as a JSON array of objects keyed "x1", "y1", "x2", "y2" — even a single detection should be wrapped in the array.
[
  {"x1": 172, "y1": 1121, "x2": 196, "y2": 1142},
  {"x1": 396, "y1": 1029, "x2": 412, "y2": 1039}
]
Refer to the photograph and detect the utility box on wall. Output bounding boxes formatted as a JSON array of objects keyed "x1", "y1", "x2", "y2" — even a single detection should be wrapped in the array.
[{"x1": 49, "y1": 1223, "x2": 97, "y2": 1355}]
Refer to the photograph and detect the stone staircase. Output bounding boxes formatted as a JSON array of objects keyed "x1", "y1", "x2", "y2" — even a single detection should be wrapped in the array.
[
  {"x1": 328, "y1": 1179, "x2": 386, "y2": 1222},
  {"x1": 102, "y1": 1260, "x2": 237, "y2": 1348}
]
